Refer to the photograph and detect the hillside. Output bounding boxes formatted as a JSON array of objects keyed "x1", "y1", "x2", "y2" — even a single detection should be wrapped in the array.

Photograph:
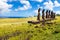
[{"x1": 0, "y1": 16, "x2": 60, "y2": 40}]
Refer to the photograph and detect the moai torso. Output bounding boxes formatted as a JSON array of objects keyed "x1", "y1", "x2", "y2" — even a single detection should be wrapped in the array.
[{"x1": 37, "y1": 8, "x2": 40, "y2": 21}]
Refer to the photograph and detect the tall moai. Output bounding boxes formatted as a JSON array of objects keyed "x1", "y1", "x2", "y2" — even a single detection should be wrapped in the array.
[
  {"x1": 42, "y1": 9, "x2": 45, "y2": 20},
  {"x1": 49, "y1": 10, "x2": 51, "y2": 18},
  {"x1": 37, "y1": 8, "x2": 40, "y2": 21},
  {"x1": 53, "y1": 12, "x2": 55, "y2": 19},
  {"x1": 46, "y1": 10, "x2": 49, "y2": 19},
  {"x1": 51, "y1": 11, "x2": 54, "y2": 18}
]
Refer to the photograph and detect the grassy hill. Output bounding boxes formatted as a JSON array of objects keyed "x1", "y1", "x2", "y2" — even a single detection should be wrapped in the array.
[{"x1": 0, "y1": 16, "x2": 60, "y2": 40}]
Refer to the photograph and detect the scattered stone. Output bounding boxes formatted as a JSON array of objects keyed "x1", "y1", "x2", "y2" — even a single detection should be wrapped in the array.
[{"x1": 35, "y1": 26, "x2": 39, "y2": 28}]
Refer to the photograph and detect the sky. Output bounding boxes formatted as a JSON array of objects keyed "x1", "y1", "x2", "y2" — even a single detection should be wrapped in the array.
[{"x1": 0, "y1": 0, "x2": 60, "y2": 17}]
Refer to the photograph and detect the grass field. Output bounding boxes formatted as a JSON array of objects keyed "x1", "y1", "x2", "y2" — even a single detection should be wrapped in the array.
[{"x1": 0, "y1": 16, "x2": 60, "y2": 40}]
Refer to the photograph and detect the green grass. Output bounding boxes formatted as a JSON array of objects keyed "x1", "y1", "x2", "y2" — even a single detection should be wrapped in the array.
[{"x1": 0, "y1": 16, "x2": 60, "y2": 40}]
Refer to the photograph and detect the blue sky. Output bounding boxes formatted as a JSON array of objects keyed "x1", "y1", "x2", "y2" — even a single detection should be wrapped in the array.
[{"x1": 0, "y1": 0, "x2": 60, "y2": 17}]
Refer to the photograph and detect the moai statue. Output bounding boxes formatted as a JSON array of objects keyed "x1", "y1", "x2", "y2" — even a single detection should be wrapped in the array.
[
  {"x1": 46, "y1": 10, "x2": 49, "y2": 19},
  {"x1": 53, "y1": 12, "x2": 55, "y2": 19},
  {"x1": 49, "y1": 10, "x2": 51, "y2": 18},
  {"x1": 42, "y1": 9, "x2": 45, "y2": 20},
  {"x1": 37, "y1": 8, "x2": 40, "y2": 21},
  {"x1": 42, "y1": 9, "x2": 45, "y2": 26},
  {"x1": 54, "y1": 13, "x2": 55, "y2": 18},
  {"x1": 51, "y1": 11, "x2": 54, "y2": 19}
]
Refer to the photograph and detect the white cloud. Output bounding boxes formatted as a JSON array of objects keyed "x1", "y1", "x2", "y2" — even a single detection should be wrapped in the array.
[
  {"x1": 15, "y1": 1, "x2": 32, "y2": 11},
  {"x1": 8, "y1": 0, "x2": 17, "y2": 2},
  {"x1": 34, "y1": 10, "x2": 38, "y2": 14},
  {"x1": 1, "y1": 0, "x2": 7, "y2": 2},
  {"x1": 37, "y1": 5, "x2": 43, "y2": 9},
  {"x1": 44, "y1": 0, "x2": 54, "y2": 10},
  {"x1": 54, "y1": 0, "x2": 60, "y2": 7},
  {"x1": 44, "y1": 0, "x2": 60, "y2": 10},
  {"x1": 15, "y1": 9, "x2": 18, "y2": 11},
  {"x1": 31, "y1": 0, "x2": 43, "y2": 2},
  {"x1": 56, "y1": 11, "x2": 60, "y2": 14},
  {"x1": 20, "y1": 1, "x2": 32, "y2": 10},
  {"x1": 0, "y1": 0, "x2": 13, "y2": 13}
]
